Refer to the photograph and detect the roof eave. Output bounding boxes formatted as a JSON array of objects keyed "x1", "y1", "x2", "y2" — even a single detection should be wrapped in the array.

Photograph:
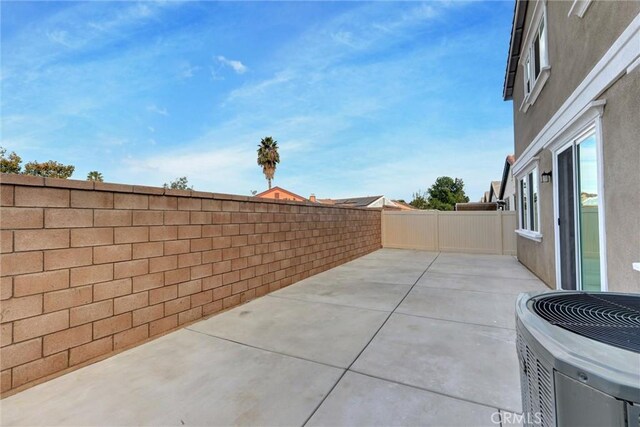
[
  {"x1": 498, "y1": 155, "x2": 514, "y2": 200},
  {"x1": 503, "y1": 0, "x2": 528, "y2": 101}
]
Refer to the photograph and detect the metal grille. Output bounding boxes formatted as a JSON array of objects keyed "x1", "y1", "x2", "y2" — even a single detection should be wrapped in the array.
[
  {"x1": 517, "y1": 333, "x2": 556, "y2": 427},
  {"x1": 531, "y1": 293, "x2": 640, "y2": 353}
]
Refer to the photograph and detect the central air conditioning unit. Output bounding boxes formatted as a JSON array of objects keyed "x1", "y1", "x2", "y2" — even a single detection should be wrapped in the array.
[{"x1": 515, "y1": 291, "x2": 640, "y2": 427}]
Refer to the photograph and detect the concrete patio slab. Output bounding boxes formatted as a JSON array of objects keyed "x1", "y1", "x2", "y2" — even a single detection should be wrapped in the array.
[
  {"x1": 0, "y1": 329, "x2": 343, "y2": 426},
  {"x1": 307, "y1": 371, "x2": 497, "y2": 427},
  {"x1": 1, "y1": 248, "x2": 542, "y2": 426},
  {"x1": 499, "y1": 410, "x2": 526, "y2": 427},
  {"x1": 358, "y1": 248, "x2": 439, "y2": 263},
  {"x1": 351, "y1": 313, "x2": 522, "y2": 413},
  {"x1": 272, "y1": 277, "x2": 412, "y2": 312},
  {"x1": 428, "y1": 261, "x2": 537, "y2": 280},
  {"x1": 416, "y1": 271, "x2": 548, "y2": 294},
  {"x1": 344, "y1": 253, "x2": 438, "y2": 269},
  {"x1": 434, "y1": 252, "x2": 521, "y2": 266},
  {"x1": 188, "y1": 295, "x2": 389, "y2": 368},
  {"x1": 341, "y1": 260, "x2": 430, "y2": 274},
  {"x1": 322, "y1": 264, "x2": 426, "y2": 285},
  {"x1": 396, "y1": 286, "x2": 518, "y2": 329}
]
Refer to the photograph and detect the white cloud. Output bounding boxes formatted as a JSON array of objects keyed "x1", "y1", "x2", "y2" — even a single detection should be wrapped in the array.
[
  {"x1": 210, "y1": 66, "x2": 224, "y2": 81},
  {"x1": 216, "y1": 55, "x2": 248, "y2": 74},
  {"x1": 146, "y1": 104, "x2": 168, "y2": 116},
  {"x1": 331, "y1": 31, "x2": 358, "y2": 48},
  {"x1": 121, "y1": 144, "x2": 257, "y2": 192},
  {"x1": 226, "y1": 70, "x2": 294, "y2": 101},
  {"x1": 96, "y1": 134, "x2": 127, "y2": 147},
  {"x1": 46, "y1": 30, "x2": 72, "y2": 48},
  {"x1": 178, "y1": 62, "x2": 200, "y2": 79}
]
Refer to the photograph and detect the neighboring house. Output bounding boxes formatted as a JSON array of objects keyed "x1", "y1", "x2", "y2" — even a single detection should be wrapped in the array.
[
  {"x1": 480, "y1": 191, "x2": 490, "y2": 203},
  {"x1": 254, "y1": 186, "x2": 307, "y2": 202},
  {"x1": 498, "y1": 154, "x2": 517, "y2": 211},
  {"x1": 391, "y1": 200, "x2": 418, "y2": 210},
  {"x1": 318, "y1": 195, "x2": 399, "y2": 209},
  {"x1": 503, "y1": 1, "x2": 639, "y2": 292},
  {"x1": 488, "y1": 181, "x2": 501, "y2": 203}
]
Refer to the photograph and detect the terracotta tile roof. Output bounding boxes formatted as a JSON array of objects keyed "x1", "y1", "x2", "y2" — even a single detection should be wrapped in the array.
[
  {"x1": 254, "y1": 186, "x2": 307, "y2": 201},
  {"x1": 391, "y1": 200, "x2": 417, "y2": 210}
]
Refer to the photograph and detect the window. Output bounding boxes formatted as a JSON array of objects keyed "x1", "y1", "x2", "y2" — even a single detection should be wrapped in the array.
[
  {"x1": 524, "y1": 16, "x2": 548, "y2": 97},
  {"x1": 518, "y1": 167, "x2": 540, "y2": 236},
  {"x1": 520, "y1": 2, "x2": 550, "y2": 112}
]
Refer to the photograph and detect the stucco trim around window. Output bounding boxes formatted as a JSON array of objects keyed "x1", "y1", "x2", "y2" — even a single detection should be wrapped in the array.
[
  {"x1": 515, "y1": 159, "x2": 541, "y2": 239},
  {"x1": 516, "y1": 229, "x2": 543, "y2": 242},
  {"x1": 519, "y1": 66, "x2": 551, "y2": 112},
  {"x1": 511, "y1": 13, "x2": 640, "y2": 177},
  {"x1": 519, "y1": 1, "x2": 548, "y2": 68},
  {"x1": 518, "y1": 0, "x2": 550, "y2": 113},
  {"x1": 568, "y1": 0, "x2": 593, "y2": 18},
  {"x1": 514, "y1": 156, "x2": 539, "y2": 179},
  {"x1": 546, "y1": 100, "x2": 605, "y2": 154}
]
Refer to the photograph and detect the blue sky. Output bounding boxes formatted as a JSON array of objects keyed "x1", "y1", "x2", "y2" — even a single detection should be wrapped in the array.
[{"x1": 1, "y1": 1, "x2": 515, "y2": 201}]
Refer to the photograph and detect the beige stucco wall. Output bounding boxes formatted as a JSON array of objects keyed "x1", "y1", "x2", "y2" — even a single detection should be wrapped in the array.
[
  {"x1": 517, "y1": 69, "x2": 640, "y2": 292},
  {"x1": 512, "y1": 0, "x2": 640, "y2": 157},
  {"x1": 510, "y1": 1, "x2": 640, "y2": 291},
  {"x1": 599, "y1": 69, "x2": 640, "y2": 293},
  {"x1": 515, "y1": 149, "x2": 555, "y2": 288}
]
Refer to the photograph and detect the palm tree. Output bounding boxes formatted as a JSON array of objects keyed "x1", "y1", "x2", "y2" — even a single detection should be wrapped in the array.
[
  {"x1": 87, "y1": 171, "x2": 104, "y2": 182},
  {"x1": 257, "y1": 136, "x2": 280, "y2": 189}
]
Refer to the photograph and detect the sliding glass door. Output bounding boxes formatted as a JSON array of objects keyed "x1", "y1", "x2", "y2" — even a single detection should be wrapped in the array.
[
  {"x1": 558, "y1": 146, "x2": 577, "y2": 290},
  {"x1": 577, "y1": 135, "x2": 601, "y2": 291},
  {"x1": 556, "y1": 129, "x2": 602, "y2": 291}
]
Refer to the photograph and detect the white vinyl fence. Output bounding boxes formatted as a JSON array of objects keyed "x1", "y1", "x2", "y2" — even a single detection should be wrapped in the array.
[{"x1": 382, "y1": 210, "x2": 517, "y2": 255}]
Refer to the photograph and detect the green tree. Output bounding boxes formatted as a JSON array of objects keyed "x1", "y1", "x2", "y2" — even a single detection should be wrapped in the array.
[
  {"x1": 87, "y1": 171, "x2": 104, "y2": 182},
  {"x1": 0, "y1": 147, "x2": 22, "y2": 174},
  {"x1": 163, "y1": 176, "x2": 192, "y2": 190},
  {"x1": 257, "y1": 136, "x2": 280, "y2": 189},
  {"x1": 426, "y1": 176, "x2": 469, "y2": 211},
  {"x1": 409, "y1": 191, "x2": 429, "y2": 210},
  {"x1": 23, "y1": 160, "x2": 74, "y2": 179}
]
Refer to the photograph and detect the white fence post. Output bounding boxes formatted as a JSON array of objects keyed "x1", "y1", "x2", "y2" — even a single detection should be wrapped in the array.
[{"x1": 435, "y1": 210, "x2": 440, "y2": 252}]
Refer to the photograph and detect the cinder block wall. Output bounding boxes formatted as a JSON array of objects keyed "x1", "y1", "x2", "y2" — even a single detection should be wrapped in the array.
[{"x1": 0, "y1": 174, "x2": 381, "y2": 394}]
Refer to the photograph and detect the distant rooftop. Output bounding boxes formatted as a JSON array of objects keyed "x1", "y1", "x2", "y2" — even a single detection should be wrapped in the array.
[{"x1": 318, "y1": 196, "x2": 383, "y2": 208}]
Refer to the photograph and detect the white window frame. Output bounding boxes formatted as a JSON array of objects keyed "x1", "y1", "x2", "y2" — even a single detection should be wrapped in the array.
[
  {"x1": 516, "y1": 161, "x2": 542, "y2": 241},
  {"x1": 519, "y1": 0, "x2": 551, "y2": 113}
]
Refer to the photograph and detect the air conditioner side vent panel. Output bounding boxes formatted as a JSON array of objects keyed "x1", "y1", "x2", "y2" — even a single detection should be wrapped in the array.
[{"x1": 517, "y1": 333, "x2": 556, "y2": 426}]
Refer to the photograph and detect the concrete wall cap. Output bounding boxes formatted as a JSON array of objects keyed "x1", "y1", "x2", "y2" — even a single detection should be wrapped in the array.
[{"x1": 0, "y1": 173, "x2": 377, "y2": 211}]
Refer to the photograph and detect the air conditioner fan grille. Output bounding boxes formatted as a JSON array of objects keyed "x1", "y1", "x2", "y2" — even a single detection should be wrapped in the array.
[{"x1": 532, "y1": 293, "x2": 640, "y2": 353}]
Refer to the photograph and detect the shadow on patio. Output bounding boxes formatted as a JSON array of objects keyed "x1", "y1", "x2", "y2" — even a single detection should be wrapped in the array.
[{"x1": 1, "y1": 249, "x2": 548, "y2": 426}]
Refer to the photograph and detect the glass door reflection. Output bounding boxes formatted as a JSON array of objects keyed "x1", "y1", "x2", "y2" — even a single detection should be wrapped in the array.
[{"x1": 577, "y1": 134, "x2": 601, "y2": 291}]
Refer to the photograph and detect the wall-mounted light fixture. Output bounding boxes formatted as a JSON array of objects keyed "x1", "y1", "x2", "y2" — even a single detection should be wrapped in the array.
[{"x1": 541, "y1": 170, "x2": 552, "y2": 183}]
